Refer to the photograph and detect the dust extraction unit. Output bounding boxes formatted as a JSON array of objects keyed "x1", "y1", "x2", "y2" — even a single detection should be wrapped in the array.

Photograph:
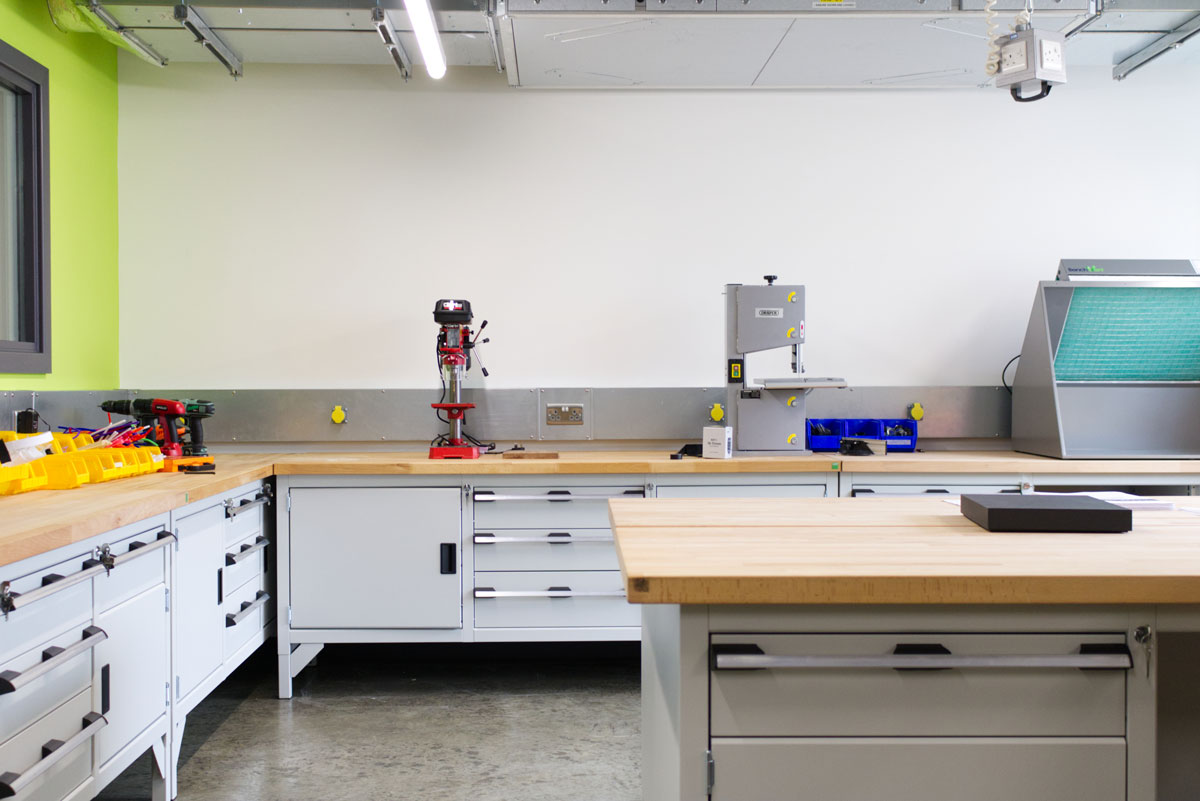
[{"x1": 1011, "y1": 259, "x2": 1200, "y2": 458}]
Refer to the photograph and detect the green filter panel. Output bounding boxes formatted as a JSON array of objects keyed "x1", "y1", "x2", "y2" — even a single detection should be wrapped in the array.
[{"x1": 1054, "y1": 287, "x2": 1200, "y2": 382}]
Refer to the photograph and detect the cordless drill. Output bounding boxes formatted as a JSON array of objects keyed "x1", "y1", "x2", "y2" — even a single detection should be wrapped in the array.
[
  {"x1": 100, "y1": 398, "x2": 185, "y2": 458},
  {"x1": 179, "y1": 400, "x2": 215, "y2": 457}
]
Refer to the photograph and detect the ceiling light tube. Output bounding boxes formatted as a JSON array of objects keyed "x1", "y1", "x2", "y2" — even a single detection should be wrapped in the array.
[
  {"x1": 402, "y1": 0, "x2": 447, "y2": 79},
  {"x1": 85, "y1": 0, "x2": 168, "y2": 66},
  {"x1": 174, "y1": 4, "x2": 243, "y2": 79},
  {"x1": 372, "y1": 7, "x2": 413, "y2": 80}
]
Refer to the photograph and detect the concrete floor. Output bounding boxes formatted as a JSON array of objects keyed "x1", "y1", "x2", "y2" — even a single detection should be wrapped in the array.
[{"x1": 97, "y1": 643, "x2": 641, "y2": 801}]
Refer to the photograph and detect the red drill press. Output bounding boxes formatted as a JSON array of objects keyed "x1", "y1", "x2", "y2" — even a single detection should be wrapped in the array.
[{"x1": 430, "y1": 299, "x2": 492, "y2": 459}]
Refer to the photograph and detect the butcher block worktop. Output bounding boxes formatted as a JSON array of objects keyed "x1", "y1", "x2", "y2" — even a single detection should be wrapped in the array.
[
  {"x1": 609, "y1": 496, "x2": 1200, "y2": 606},
  {"x1": 1, "y1": 454, "x2": 276, "y2": 567},
  {"x1": 4, "y1": 448, "x2": 1200, "y2": 569}
]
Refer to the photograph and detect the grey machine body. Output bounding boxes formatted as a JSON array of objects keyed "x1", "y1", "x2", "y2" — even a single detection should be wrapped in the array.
[
  {"x1": 1011, "y1": 258, "x2": 1200, "y2": 459},
  {"x1": 725, "y1": 279, "x2": 846, "y2": 456}
]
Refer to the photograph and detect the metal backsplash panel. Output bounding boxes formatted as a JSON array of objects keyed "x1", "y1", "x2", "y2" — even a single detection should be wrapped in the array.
[{"x1": 9, "y1": 386, "x2": 1010, "y2": 443}]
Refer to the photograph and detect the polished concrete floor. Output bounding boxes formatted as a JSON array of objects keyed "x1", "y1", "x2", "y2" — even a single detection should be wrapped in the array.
[{"x1": 97, "y1": 643, "x2": 641, "y2": 801}]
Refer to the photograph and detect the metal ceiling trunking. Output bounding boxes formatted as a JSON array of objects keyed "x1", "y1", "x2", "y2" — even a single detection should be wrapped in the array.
[{"x1": 42, "y1": 0, "x2": 1199, "y2": 88}]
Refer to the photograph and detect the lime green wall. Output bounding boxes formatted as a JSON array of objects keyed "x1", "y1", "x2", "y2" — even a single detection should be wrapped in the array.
[{"x1": 0, "y1": 0, "x2": 117, "y2": 390}]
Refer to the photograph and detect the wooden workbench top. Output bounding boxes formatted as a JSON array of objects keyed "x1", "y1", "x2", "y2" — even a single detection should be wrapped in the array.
[
  {"x1": 837, "y1": 451, "x2": 1200, "y2": 474},
  {"x1": 0, "y1": 455, "x2": 276, "y2": 568},
  {"x1": 610, "y1": 496, "x2": 1200, "y2": 605},
  {"x1": 6, "y1": 448, "x2": 1200, "y2": 571},
  {"x1": 268, "y1": 450, "x2": 842, "y2": 474}
]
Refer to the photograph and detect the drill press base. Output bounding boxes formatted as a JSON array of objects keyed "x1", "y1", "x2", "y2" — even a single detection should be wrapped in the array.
[{"x1": 429, "y1": 446, "x2": 487, "y2": 460}]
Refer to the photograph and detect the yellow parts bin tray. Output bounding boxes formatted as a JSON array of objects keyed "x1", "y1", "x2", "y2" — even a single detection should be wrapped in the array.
[
  {"x1": 1, "y1": 431, "x2": 163, "y2": 493},
  {"x1": 0, "y1": 460, "x2": 49, "y2": 495}
]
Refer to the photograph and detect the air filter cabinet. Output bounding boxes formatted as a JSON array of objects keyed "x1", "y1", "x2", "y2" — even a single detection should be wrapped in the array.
[{"x1": 1011, "y1": 259, "x2": 1200, "y2": 459}]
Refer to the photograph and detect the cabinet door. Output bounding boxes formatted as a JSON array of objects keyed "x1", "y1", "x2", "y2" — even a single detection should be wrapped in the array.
[
  {"x1": 174, "y1": 505, "x2": 225, "y2": 702},
  {"x1": 93, "y1": 584, "x2": 169, "y2": 767},
  {"x1": 289, "y1": 488, "x2": 461, "y2": 629}
]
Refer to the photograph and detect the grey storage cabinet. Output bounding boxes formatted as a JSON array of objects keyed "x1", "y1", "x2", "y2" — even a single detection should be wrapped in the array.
[{"x1": 289, "y1": 488, "x2": 462, "y2": 630}]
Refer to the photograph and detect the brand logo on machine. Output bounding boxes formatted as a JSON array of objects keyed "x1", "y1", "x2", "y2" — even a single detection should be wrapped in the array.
[
  {"x1": 442, "y1": 301, "x2": 464, "y2": 310},
  {"x1": 755, "y1": 308, "x2": 784, "y2": 318},
  {"x1": 1069, "y1": 265, "x2": 1104, "y2": 273}
]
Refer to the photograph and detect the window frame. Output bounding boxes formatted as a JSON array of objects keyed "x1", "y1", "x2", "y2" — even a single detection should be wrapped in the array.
[{"x1": 0, "y1": 37, "x2": 50, "y2": 374}]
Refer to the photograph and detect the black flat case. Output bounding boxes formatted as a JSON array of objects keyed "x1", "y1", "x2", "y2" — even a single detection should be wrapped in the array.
[{"x1": 960, "y1": 494, "x2": 1132, "y2": 533}]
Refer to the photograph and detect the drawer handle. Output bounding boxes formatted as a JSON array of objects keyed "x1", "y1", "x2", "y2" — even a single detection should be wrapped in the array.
[
  {"x1": 226, "y1": 591, "x2": 270, "y2": 627},
  {"x1": 473, "y1": 533, "x2": 615, "y2": 544},
  {"x1": 224, "y1": 488, "x2": 272, "y2": 519},
  {"x1": 0, "y1": 626, "x2": 108, "y2": 695},
  {"x1": 473, "y1": 489, "x2": 645, "y2": 502},
  {"x1": 105, "y1": 531, "x2": 176, "y2": 571},
  {"x1": 473, "y1": 586, "x2": 627, "y2": 599},
  {"x1": 225, "y1": 536, "x2": 269, "y2": 566},
  {"x1": 2, "y1": 564, "x2": 107, "y2": 618},
  {"x1": 0, "y1": 711, "x2": 107, "y2": 798},
  {"x1": 710, "y1": 644, "x2": 1133, "y2": 671}
]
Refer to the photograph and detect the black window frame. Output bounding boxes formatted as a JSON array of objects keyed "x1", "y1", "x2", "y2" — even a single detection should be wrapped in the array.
[{"x1": 0, "y1": 37, "x2": 50, "y2": 374}]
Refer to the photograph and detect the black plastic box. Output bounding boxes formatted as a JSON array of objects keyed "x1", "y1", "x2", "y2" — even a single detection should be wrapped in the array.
[{"x1": 960, "y1": 494, "x2": 1132, "y2": 533}]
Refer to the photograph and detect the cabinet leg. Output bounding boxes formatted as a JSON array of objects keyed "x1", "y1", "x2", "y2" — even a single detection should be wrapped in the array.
[
  {"x1": 169, "y1": 715, "x2": 186, "y2": 800},
  {"x1": 151, "y1": 734, "x2": 170, "y2": 801},
  {"x1": 278, "y1": 653, "x2": 293, "y2": 699}
]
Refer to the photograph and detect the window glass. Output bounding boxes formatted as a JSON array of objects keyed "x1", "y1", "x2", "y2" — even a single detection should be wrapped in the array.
[{"x1": 0, "y1": 84, "x2": 18, "y2": 342}]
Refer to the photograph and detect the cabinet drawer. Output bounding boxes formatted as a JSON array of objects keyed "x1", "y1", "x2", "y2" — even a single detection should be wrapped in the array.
[
  {"x1": 473, "y1": 487, "x2": 644, "y2": 529},
  {"x1": 473, "y1": 530, "x2": 618, "y2": 572},
  {"x1": 709, "y1": 737, "x2": 1126, "y2": 801},
  {"x1": 1, "y1": 554, "x2": 94, "y2": 666},
  {"x1": 473, "y1": 571, "x2": 638, "y2": 629},
  {"x1": 655, "y1": 484, "x2": 828, "y2": 499},
  {"x1": 220, "y1": 531, "x2": 268, "y2": 601},
  {"x1": 0, "y1": 689, "x2": 98, "y2": 801},
  {"x1": 710, "y1": 633, "x2": 1128, "y2": 737},
  {"x1": 223, "y1": 576, "x2": 270, "y2": 661},
  {"x1": 224, "y1": 485, "x2": 269, "y2": 547},
  {"x1": 0, "y1": 625, "x2": 101, "y2": 747},
  {"x1": 93, "y1": 527, "x2": 170, "y2": 614}
]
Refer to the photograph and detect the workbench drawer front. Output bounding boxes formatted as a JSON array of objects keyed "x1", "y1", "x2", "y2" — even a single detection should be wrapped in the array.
[
  {"x1": 473, "y1": 530, "x2": 619, "y2": 572},
  {"x1": 93, "y1": 527, "x2": 170, "y2": 614},
  {"x1": 655, "y1": 484, "x2": 828, "y2": 499},
  {"x1": 474, "y1": 571, "x2": 638, "y2": 628},
  {"x1": 473, "y1": 487, "x2": 644, "y2": 529},
  {"x1": 223, "y1": 577, "x2": 270, "y2": 660},
  {"x1": 0, "y1": 626, "x2": 98, "y2": 746},
  {"x1": 709, "y1": 737, "x2": 1126, "y2": 801},
  {"x1": 710, "y1": 633, "x2": 1128, "y2": 737},
  {"x1": 224, "y1": 484, "x2": 268, "y2": 546},
  {"x1": 221, "y1": 531, "x2": 268, "y2": 600},
  {"x1": 0, "y1": 689, "x2": 97, "y2": 801},
  {"x1": 1, "y1": 553, "x2": 94, "y2": 666},
  {"x1": 850, "y1": 484, "x2": 1021, "y2": 497}
]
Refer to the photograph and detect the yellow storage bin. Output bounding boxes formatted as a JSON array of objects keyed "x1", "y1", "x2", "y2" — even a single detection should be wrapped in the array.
[
  {"x1": 0, "y1": 459, "x2": 48, "y2": 495},
  {"x1": 42, "y1": 453, "x2": 93, "y2": 490},
  {"x1": 0, "y1": 462, "x2": 32, "y2": 495},
  {"x1": 74, "y1": 450, "x2": 124, "y2": 483}
]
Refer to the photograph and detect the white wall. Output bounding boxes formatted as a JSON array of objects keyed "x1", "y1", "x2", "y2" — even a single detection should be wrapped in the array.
[{"x1": 117, "y1": 58, "x2": 1200, "y2": 390}]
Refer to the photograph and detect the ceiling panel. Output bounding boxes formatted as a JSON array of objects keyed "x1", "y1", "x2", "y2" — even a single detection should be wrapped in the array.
[{"x1": 510, "y1": 14, "x2": 794, "y2": 86}]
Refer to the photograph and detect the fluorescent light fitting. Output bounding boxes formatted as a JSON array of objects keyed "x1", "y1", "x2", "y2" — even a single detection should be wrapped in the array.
[
  {"x1": 402, "y1": 0, "x2": 447, "y2": 79},
  {"x1": 85, "y1": 0, "x2": 168, "y2": 66},
  {"x1": 174, "y1": 5, "x2": 243, "y2": 79},
  {"x1": 372, "y1": 7, "x2": 412, "y2": 80}
]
